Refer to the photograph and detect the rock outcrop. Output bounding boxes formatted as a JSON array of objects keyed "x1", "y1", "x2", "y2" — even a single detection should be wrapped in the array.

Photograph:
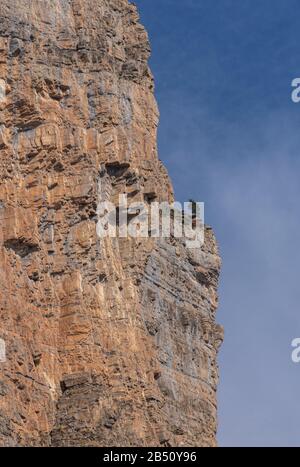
[{"x1": 0, "y1": 0, "x2": 223, "y2": 447}]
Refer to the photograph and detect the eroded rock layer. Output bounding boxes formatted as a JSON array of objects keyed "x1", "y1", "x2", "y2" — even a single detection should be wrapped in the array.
[{"x1": 0, "y1": 0, "x2": 223, "y2": 447}]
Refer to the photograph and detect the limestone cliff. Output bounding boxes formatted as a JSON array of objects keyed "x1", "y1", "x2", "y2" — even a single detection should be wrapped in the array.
[{"x1": 0, "y1": 0, "x2": 223, "y2": 447}]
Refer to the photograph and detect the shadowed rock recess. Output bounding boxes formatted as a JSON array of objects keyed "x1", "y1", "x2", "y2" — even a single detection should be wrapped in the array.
[{"x1": 0, "y1": 0, "x2": 223, "y2": 447}]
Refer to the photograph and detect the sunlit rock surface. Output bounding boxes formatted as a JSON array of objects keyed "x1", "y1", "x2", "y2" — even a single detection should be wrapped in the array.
[{"x1": 0, "y1": 0, "x2": 223, "y2": 447}]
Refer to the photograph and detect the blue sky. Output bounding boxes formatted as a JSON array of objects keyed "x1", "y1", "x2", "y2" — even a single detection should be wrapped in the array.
[{"x1": 135, "y1": 0, "x2": 300, "y2": 447}]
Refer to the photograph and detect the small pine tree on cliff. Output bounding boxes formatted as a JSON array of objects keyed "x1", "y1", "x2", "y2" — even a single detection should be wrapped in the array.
[{"x1": 189, "y1": 199, "x2": 197, "y2": 219}]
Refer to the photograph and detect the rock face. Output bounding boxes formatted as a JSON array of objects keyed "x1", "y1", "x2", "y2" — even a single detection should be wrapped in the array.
[{"x1": 0, "y1": 0, "x2": 223, "y2": 447}]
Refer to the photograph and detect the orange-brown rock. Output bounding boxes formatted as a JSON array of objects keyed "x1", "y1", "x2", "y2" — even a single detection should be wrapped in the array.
[{"x1": 0, "y1": 0, "x2": 223, "y2": 447}]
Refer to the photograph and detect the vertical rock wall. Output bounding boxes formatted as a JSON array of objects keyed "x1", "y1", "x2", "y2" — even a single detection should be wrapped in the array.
[{"x1": 0, "y1": 0, "x2": 223, "y2": 447}]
